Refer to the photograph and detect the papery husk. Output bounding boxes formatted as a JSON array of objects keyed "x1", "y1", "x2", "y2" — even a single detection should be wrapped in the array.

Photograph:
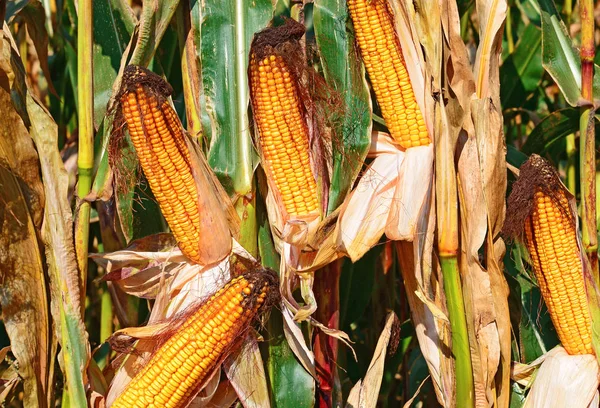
[
  {"x1": 223, "y1": 333, "x2": 271, "y2": 408},
  {"x1": 521, "y1": 347, "x2": 599, "y2": 408},
  {"x1": 396, "y1": 203, "x2": 454, "y2": 406},
  {"x1": 335, "y1": 135, "x2": 433, "y2": 262}
]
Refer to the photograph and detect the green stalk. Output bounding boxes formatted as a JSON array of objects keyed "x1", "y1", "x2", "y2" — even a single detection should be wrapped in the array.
[
  {"x1": 579, "y1": 0, "x2": 598, "y2": 275},
  {"x1": 436, "y1": 102, "x2": 473, "y2": 405},
  {"x1": 75, "y1": 0, "x2": 94, "y2": 310},
  {"x1": 97, "y1": 284, "x2": 113, "y2": 369},
  {"x1": 440, "y1": 257, "x2": 473, "y2": 406}
]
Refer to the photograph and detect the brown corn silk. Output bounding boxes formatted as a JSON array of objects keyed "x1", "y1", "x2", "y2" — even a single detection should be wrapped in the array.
[
  {"x1": 248, "y1": 21, "x2": 320, "y2": 218},
  {"x1": 347, "y1": 0, "x2": 429, "y2": 148},
  {"x1": 115, "y1": 66, "x2": 203, "y2": 264},
  {"x1": 505, "y1": 155, "x2": 593, "y2": 355},
  {"x1": 110, "y1": 269, "x2": 279, "y2": 408}
]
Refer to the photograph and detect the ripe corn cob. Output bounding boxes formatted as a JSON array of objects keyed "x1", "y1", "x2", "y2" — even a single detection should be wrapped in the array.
[
  {"x1": 111, "y1": 270, "x2": 278, "y2": 408},
  {"x1": 505, "y1": 155, "x2": 593, "y2": 355},
  {"x1": 347, "y1": 0, "x2": 430, "y2": 148},
  {"x1": 118, "y1": 66, "x2": 202, "y2": 264},
  {"x1": 249, "y1": 24, "x2": 320, "y2": 217}
]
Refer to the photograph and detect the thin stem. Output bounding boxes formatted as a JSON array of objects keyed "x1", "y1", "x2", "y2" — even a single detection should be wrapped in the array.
[
  {"x1": 505, "y1": 6, "x2": 514, "y2": 54},
  {"x1": 441, "y1": 256, "x2": 474, "y2": 407},
  {"x1": 566, "y1": 134, "x2": 576, "y2": 194},
  {"x1": 75, "y1": 0, "x2": 94, "y2": 311}
]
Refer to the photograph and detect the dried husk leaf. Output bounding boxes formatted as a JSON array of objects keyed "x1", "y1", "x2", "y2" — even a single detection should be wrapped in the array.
[
  {"x1": 223, "y1": 333, "x2": 270, "y2": 408},
  {"x1": 282, "y1": 306, "x2": 317, "y2": 379},
  {"x1": 523, "y1": 347, "x2": 599, "y2": 408},
  {"x1": 191, "y1": 379, "x2": 238, "y2": 408},
  {"x1": 440, "y1": 0, "x2": 509, "y2": 404},
  {"x1": 385, "y1": 144, "x2": 434, "y2": 241},
  {"x1": 345, "y1": 312, "x2": 398, "y2": 408},
  {"x1": 472, "y1": 0, "x2": 510, "y2": 399}
]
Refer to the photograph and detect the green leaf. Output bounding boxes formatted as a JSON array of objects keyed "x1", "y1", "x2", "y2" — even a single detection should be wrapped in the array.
[
  {"x1": 130, "y1": 0, "x2": 181, "y2": 67},
  {"x1": 521, "y1": 108, "x2": 579, "y2": 154},
  {"x1": 506, "y1": 144, "x2": 529, "y2": 168},
  {"x1": 501, "y1": 24, "x2": 543, "y2": 109},
  {"x1": 517, "y1": 0, "x2": 541, "y2": 27},
  {"x1": 17, "y1": 1, "x2": 57, "y2": 94},
  {"x1": 340, "y1": 247, "x2": 380, "y2": 329},
  {"x1": 539, "y1": 0, "x2": 581, "y2": 106},
  {"x1": 264, "y1": 311, "x2": 316, "y2": 408},
  {"x1": 313, "y1": 0, "x2": 372, "y2": 214},
  {"x1": 521, "y1": 109, "x2": 600, "y2": 156},
  {"x1": 539, "y1": 0, "x2": 600, "y2": 105},
  {"x1": 509, "y1": 382, "x2": 527, "y2": 408},
  {"x1": 200, "y1": 0, "x2": 272, "y2": 195},
  {"x1": 92, "y1": 0, "x2": 135, "y2": 127}
]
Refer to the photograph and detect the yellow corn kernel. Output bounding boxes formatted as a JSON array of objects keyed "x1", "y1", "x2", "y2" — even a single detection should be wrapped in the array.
[
  {"x1": 347, "y1": 0, "x2": 430, "y2": 148},
  {"x1": 118, "y1": 66, "x2": 202, "y2": 263},
  {"x1": 525, "y1": 190, "x2": 593, "y2": 355},
  {"x1": 249, "y1": 50, "x2": 319, "y2": 217},
  {"x1": 111, "y1": 270, "x2": 278, "y2": 408}
]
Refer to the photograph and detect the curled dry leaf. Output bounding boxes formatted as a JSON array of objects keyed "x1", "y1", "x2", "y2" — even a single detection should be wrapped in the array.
[
  {"x1": 346, "y1": 312, "x2": 398, "y2": 408},
  {"x1": 0, "y1": 78, "x2": 50, "y2": 406}
]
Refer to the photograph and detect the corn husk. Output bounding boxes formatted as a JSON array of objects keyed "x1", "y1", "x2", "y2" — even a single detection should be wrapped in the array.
[{"x1": 516, "y1": 347, "x2": 599, "y2": 408}]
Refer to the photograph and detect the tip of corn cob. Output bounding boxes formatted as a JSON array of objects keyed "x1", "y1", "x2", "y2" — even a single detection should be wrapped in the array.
[
  {"x1": 503, "y1": 154, "x2": 573, "y2": 239},
  {"x1": 119, "y1": 65, "x2": 174, "y2": 98},
  {"x1": 251, "y1": 19, "x2": 305, "y2": 61}
]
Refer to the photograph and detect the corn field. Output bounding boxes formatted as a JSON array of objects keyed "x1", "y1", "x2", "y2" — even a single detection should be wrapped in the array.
[{"x1": 3, "y1": 0, "x2": 600, "y2": 406}]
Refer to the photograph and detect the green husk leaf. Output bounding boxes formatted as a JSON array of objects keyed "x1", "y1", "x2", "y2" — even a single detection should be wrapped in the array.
[{"x1": 313, "y1": 0, "x2": 371, "y2": 214}]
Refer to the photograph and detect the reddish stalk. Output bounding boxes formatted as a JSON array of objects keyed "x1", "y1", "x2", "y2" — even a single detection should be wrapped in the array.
[{"x1": 313, "y1": 259, "x2": 342, "y2": 408}]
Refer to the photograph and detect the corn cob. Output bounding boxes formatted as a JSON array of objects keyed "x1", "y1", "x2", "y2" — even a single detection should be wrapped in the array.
[
  {"x1": 505, "y1": 155, "x2": 593, "y2": 355},
  {"x1": 249, "y1": 23, "x2": 320, "y2": 217},
  {"x1": 111, "y1": 269, "x2": 278, "y2": 408},
  {"x1": 347, "y1": 0, "x2": 429, "y2": 148},
  {"x1": 117, "y1": 66, "x2": 202, "y2": 264}
]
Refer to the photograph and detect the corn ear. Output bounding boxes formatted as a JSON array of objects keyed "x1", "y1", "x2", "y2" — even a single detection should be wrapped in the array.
[
  {"x1": 505, "y1": 154, "x2": 593, "y2": 355},
  {"x1": 249, "y1": 21, "x2": 321, "y2": 220},
  {"x1": 110, "y1": 269, "x2": 278, "y2": 408},
  {"x1": 114, "y1": 65, "x2": 237, "y2": 265},
  {"x1": 347, "y1": 0, "x2": 430, "y2": 148}
]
